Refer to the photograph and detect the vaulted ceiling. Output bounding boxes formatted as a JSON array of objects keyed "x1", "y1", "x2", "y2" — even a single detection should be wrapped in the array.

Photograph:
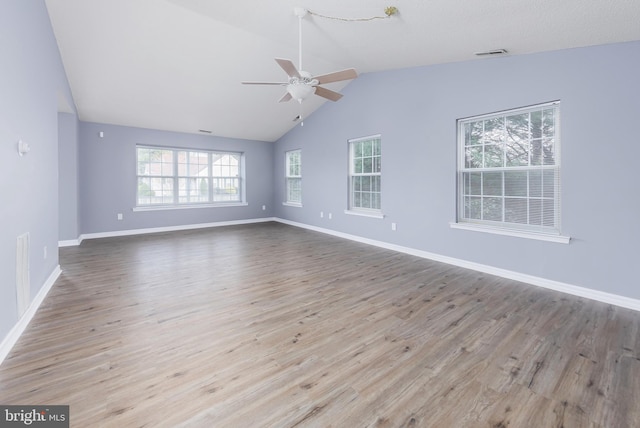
[{"x1": 45, "y1": 0, "x2": 640, "y2": 142}]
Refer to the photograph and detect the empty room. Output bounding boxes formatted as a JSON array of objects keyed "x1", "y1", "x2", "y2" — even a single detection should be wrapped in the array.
[{"x1": 1, "y1": 0, "x2": 640, "y2": 426}]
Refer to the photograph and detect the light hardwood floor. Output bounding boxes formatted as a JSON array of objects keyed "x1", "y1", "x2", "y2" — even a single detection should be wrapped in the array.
[{"x1": 1, "y1": 222, "x2": 639, "y2": 427}]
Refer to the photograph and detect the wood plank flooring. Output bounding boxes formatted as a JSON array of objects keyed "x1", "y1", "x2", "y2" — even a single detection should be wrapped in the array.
[{"x1": 1, "y1": 222, "x2": 639, "y2": 427}]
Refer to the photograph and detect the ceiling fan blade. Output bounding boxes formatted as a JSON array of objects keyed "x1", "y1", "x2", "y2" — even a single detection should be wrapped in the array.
[
  {"x1": 278, "y1": 92, "x2": 293, "y2": 103},
  {"x1": 314, "y1": 69, "x2": 358, "y2": 84},
  {"x1": 314, "y1": 86, "x2": 343, "y2": 102},
  {"x1": 241, "y1": 81, "x2": 287, "y2": 85},
  {"x1": 275, "y1": 58, "x2": 301, "y2": 78}
]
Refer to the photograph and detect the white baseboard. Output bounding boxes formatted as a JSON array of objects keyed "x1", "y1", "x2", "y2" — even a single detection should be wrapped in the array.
[
  {"x1": 275, "y1": 218, "x2": 640, "y2": 312},
  {"x1": 58, "y1": 238, "x2": 82, "y2": 247},
  {"x1": 59, "y1": 217, "x2": 278, "y2": 245},
  {"x1": 0, "y1": 265, "x2": 62, "y2": 366}
]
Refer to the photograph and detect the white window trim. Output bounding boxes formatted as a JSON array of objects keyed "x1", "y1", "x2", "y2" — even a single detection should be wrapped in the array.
[
  {"x1": 133, "y1": 202, "x2": 248, "y2": 212},
  {"x1": 282, "y1": 202, "x2": 303, "y2": 208},
  {"x1": 347, "y1": 134, "x2": 383, "y2": 216},
  {"x1": 344, "y1": 209, "x2": 385, "y2": 219},
  {"x1": 454, "y1": 102, "x2": 567, "y2": 241},
  {"x1": 449, "y1": 222, "x2": 570, "y2": 243}
]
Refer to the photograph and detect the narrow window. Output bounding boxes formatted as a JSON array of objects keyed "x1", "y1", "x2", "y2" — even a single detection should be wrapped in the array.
[
  {"x1": 348, "y1": 135, "x2": 382, "y2": 215},
  {"x1": 285, "y1": 149, "x2": 302, "y2": 205},
  {"x1": 177, "y1": 150, "x2": 210, "y2": 204},
  {"x1": 212, "y1": 152, "x2": 242, "y2": 202}
]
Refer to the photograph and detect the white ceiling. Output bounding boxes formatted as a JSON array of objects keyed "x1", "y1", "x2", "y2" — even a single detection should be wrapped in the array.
[{"x1": 45, "y1": 0, "x2": 640, "y2": 142}]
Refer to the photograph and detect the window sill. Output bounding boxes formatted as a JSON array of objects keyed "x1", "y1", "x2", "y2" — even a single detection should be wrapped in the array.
[
  {"x1": 449, "y1": 222, "x2": 570, "y2": 244},
  {"x1": 344, "y1": 209, "x2": 385, "y2": 219},
  {"x1": 282, "y1": 202, "x2": 303, "y2": 208},
  {"x1": 133, "y1": 202, "x2": 248, "y2": 212}
]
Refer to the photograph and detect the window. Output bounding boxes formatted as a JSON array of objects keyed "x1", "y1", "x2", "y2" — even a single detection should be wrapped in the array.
[
  {"x1": 178, "y1": 150, "x2": 209, "y2": 204},
  {"x1": 136, "y1": 146, "x2": 244, "y2": 207},
  {"x1": 456, "y1": 102, "x2": 561, "y2": 237},
  {"x1": 284, "y1": 150, "x2": 302, "y2": 205},
  {"x1": 212, "y1": 153, "x2": 242, "y2": 202},
  {"x1": 348, "y1": 135, "x2": 382, "y2": 216}
]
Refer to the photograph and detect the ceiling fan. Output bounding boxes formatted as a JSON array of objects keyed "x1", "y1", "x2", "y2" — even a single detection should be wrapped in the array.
[{"x1": 242, "y1": 8, "x2": 358, "y2": 104}]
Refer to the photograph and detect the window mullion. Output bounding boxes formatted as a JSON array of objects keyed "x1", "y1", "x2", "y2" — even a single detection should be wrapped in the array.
[
  {"x1": 207, "y1": 152, "x2": 212, "y2": 203},
  {"x1": 173, "y1": 149, "x2": 179, "y2": 205}
]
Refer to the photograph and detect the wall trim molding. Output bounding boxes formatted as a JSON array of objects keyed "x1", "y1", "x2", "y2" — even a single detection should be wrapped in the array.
[
  {"x1": 58, "y1": 238, "x2": 82, "y2": 247},
  {"x1": 59, "y1": 217, "x2": 278, "y2": 246},
  {"x1": 0, "y1": 265, "x2": 61, "y2": 367},
  {"x1": 275, "y1": 218, "x2": 640, "y2": 312}
]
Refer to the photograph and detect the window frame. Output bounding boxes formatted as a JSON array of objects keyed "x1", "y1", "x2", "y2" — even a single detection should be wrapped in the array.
[
  {"x1": 135, "y1": 145, "x2": 246, "y2": 210},
  {"x1": 346, "y1": 135, "x2": 383, "y2": 218},
  {"x1": 452, "y1": 101, "x2": 570, "y2": 243},
  {"x1": 284, "y1": 149, "x2": 302, "y2": 207}
]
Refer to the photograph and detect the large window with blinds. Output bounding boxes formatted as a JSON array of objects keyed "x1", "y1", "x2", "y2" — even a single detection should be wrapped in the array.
[
  {"x1": 136, "y1": 146, "x2": 244, "y2": 207},
  {"x1": 456, "y1": 102, "x2": 561, "y2": 236}
]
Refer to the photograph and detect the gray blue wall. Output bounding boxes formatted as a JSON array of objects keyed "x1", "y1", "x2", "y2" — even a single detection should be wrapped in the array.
[
  {"x1": 78, "y1": 122, "x2": 274, "y2": 234},
  {"x1": 0, "y1": 1, "x2": 76, "y2": 340},
  {"x1": 59, "y1": 113, "x2": 80, "y2": 241},
  {"x1": 274, "y1": 41, "x2": 640, "y2": 301}
]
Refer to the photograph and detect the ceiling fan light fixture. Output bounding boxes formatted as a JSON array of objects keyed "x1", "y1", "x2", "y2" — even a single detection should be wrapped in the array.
[
  {"x1": 242, "y1": 7, "x2": 359, "y2": 105},
  {"x1": 286, "y1": 83, "x2": 315, "y2": 102}
]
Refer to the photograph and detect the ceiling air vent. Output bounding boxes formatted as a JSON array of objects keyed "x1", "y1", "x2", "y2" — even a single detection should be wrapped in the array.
[{"x1": 475, "y1": 49, "x2": 508, "y2": 57}]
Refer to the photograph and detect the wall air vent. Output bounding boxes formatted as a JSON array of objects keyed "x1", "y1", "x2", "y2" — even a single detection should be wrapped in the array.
[{"x1": 475, "y1": 49, "x2": 508, "y2": 57}]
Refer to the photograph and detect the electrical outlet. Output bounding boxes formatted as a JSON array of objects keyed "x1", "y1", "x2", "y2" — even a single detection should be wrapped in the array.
[
  {"x1": 262, "y1": 205, "x2": 266, "y2": 211},
  {"x1": 328, "y1": 213, "x2": 332, "y2": 220},
  {"x1": 320, "y1": 211, "x2": 324, "y2": 218},
  {"x1": 117, "y1": 213, "x2": 123, "y2": 220},
  {"x1": 391, "y1": 222, "x2": 397, "y2": 231}
]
